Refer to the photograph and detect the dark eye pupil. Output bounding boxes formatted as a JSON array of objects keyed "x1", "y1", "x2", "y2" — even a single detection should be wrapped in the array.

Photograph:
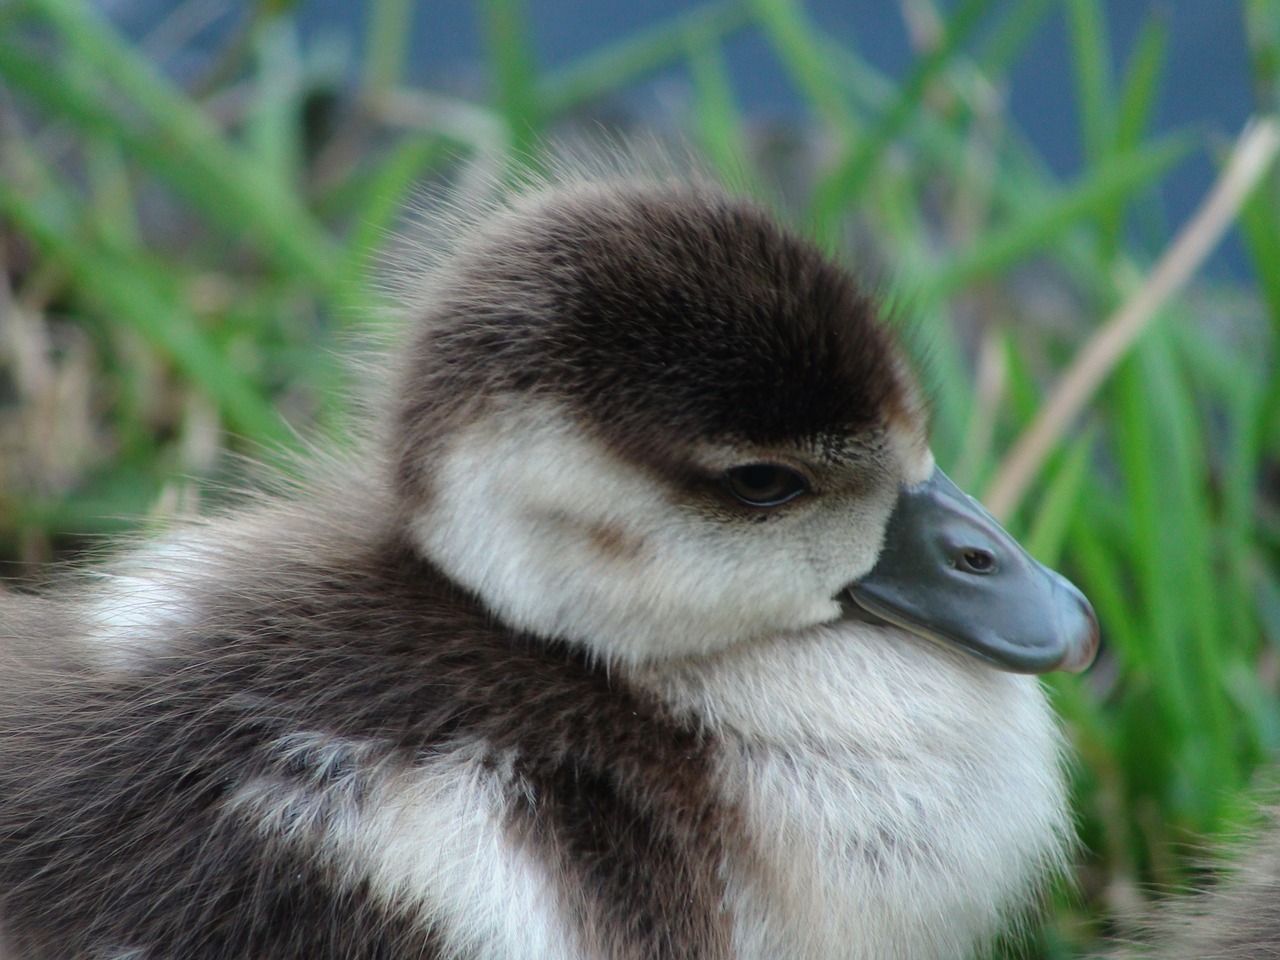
[
  {"x1": 961, "y1": 549, "x2": 995, "y2": 573},
  {"x1": 724, "y1": 464, "x2": 809, "y2": 507}
]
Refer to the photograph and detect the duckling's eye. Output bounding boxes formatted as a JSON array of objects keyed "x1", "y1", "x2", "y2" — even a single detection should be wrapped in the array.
[{"x1": 723, "y1": 464, "x2": 810, "y2": 508}]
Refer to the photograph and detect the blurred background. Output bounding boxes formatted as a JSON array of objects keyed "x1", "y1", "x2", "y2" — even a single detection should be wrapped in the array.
[{"x1": 1, "y1": 0, "x2": 1278, "y2": 956}]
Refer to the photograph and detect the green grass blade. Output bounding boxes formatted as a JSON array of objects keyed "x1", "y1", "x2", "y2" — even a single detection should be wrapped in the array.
[
  {"x1": 363, "y1": 0, "x2": 414, "y2": 101},
  {"x1": 1114, "y1": 16, "x2": 1169, "y2": 157},
  {"x1": 246, "y1": 15, "x2": 305, "y2": 191},
  {"x1": 477, "y1": 0, "x2": 543, "y2": 165},
  {"x1": 1147, "y1": 332, "x2": 1242, "y2": 792},
  {"x1": 539, "y1": 2, "x2": 751, "y2": 117},
  {"x1": 1024, "y1": 430, "x2": 1095, "y2": 566},
  {"x1": 1096, "y1": 13, "x2": 1168, "y2": 256},
  {"x1": 978, "y1": 0, "x2": 1059, "y2": 78},
  {"x1": 807, "y1": 0, "x2": 994, "y2": 242},
  {"x1": 1233, "y1": 122, "x2": 1280, "y2": 450},
  {"x1": 1246, "y1": 0, "x2": 1280, "y2": 112},
  {"x1": 1238, "y1": 154, "x2": 1280, "y2": 329},
  {"x1": 687, "y1": 39, "x2": 757, "y2": 190},
  {"x1": 1194, "y1": 333, "x2": 1266, "y2": 658},
  {"x1": 339, "y1": 136, "x2": 451, "y2": 287},
  {"x1": 748, "y1": 0, "x2": 861, "y2": 141},
  {"x1": 0, "y1": 182, "x2": 285, "y2": 442},
  {"x1": 1241, "y1": 173, "x2": 1280, "y2": 315},
  {"x1": 85, "y1": 140, "x2": 141, "y2": 253},
  {"x1": 811, "y1": 34, "x2": 1122, "y2": 288},
  {"x1": 922, "y1": 134, "x2": 1191, "y2": 295},
  {"x1": 1111, "y1": 352, "x2": 1187, "y2": 696},
  {"x1": 1065, "y1": 0, "x2": 1115, "y2": 167},
  {"x1": 891, "y1": 294, "x2": 975, "y2": 470},
  {"x1": 11, "y1": 0, "x2": 341, "y2": 290},
  {"x1": 1069, "y1": 495, "x2": 1141, "y2": 663}
]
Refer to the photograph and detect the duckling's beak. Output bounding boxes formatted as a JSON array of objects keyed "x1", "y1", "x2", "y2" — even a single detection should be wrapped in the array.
[{"x1": 844, "y1": 467, "x2": 1098, "y2": 674}]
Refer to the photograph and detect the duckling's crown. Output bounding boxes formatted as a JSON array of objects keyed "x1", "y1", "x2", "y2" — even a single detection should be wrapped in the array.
[{"x1": 394, "y1": 179, "x2": 917, "y2": 484}]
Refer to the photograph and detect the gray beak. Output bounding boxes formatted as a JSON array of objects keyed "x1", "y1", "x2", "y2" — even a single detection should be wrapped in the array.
[{"x1": 845, "y1": 467, "x2": 1099, "y2": 675}]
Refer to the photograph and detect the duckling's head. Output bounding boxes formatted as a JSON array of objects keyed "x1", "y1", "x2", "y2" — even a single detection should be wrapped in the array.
[{"x1": 390, "y1": 173, "x2": 1097, "y2": 672}]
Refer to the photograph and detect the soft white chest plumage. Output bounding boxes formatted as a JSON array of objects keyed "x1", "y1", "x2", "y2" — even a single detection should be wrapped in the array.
[{"x1": 652, "y1": 625, "x2": 1069, "y2": 960}]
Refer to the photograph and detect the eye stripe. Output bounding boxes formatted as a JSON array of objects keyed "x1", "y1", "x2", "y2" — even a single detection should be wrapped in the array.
[{"x1": 723, "y1": 464, "x2": 810, "y2": 508}]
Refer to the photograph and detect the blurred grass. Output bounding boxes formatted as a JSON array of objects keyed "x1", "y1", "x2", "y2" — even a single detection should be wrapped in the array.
[{"x1": 1, "y1": 0, "x2": 1279, "y2": 956}]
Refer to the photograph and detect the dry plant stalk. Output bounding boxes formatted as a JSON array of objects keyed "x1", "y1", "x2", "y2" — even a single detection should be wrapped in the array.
[{"x1": 984, "y1": 115, "x2": 1280, "y2": 522}]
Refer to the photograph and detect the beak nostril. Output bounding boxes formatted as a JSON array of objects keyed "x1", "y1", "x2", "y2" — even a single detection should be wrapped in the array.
[{"x1": 957, "y1": 548, "x2": 996, "y2": 575}]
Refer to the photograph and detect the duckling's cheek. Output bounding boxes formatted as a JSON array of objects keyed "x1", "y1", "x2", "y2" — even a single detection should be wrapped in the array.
[
  {"x1": 791, "y1": 485, "x2": 902, "y2": 600},
  {"x1": 407, "y1": 400, "x2": 874, "y2": 662},
  {"x1": 406, "y1": 403, "x2": 654, "y2": 628},
  {"x1": 545, "y1": 513, "x2": 648, "y2": 564}
]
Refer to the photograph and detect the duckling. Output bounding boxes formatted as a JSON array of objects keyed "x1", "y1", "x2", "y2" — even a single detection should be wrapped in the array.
[{"x1": 0, "y1": 161, "x2": 1099, "y2": 960}]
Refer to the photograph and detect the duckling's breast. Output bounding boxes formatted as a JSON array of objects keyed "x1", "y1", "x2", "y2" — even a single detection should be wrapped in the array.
[{"x1": 639, "y1": 621, "x2": 1071, "y2": 960}]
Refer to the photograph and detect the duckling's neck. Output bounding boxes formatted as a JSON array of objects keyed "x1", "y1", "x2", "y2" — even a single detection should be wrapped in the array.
[{"x1": 635, "y1": 622, "x2": 1071, "y2": 960}]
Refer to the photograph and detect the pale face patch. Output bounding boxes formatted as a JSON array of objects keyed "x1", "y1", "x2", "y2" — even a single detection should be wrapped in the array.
[
  {"x1": 410, "y1": 399, "x2": 906, "y2": 664},
  {"x1": 639, "y1": 621, "x2": 1070, "y2": 960}
]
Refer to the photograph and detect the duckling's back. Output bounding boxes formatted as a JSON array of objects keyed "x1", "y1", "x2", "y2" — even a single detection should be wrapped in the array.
[{"x1": 0, "y1": 481, "x2": 743, "y2": 959}]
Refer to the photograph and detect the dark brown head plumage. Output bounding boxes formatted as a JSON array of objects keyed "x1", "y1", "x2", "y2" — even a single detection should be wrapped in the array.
[{"x1": 393, "y1": 180, "x2": 916, "y2": 493}]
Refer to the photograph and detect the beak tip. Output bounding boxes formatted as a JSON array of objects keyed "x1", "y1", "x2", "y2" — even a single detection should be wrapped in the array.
[{"x1": 1055, "y1": 594, "x2": 1100, "y2": 674}]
